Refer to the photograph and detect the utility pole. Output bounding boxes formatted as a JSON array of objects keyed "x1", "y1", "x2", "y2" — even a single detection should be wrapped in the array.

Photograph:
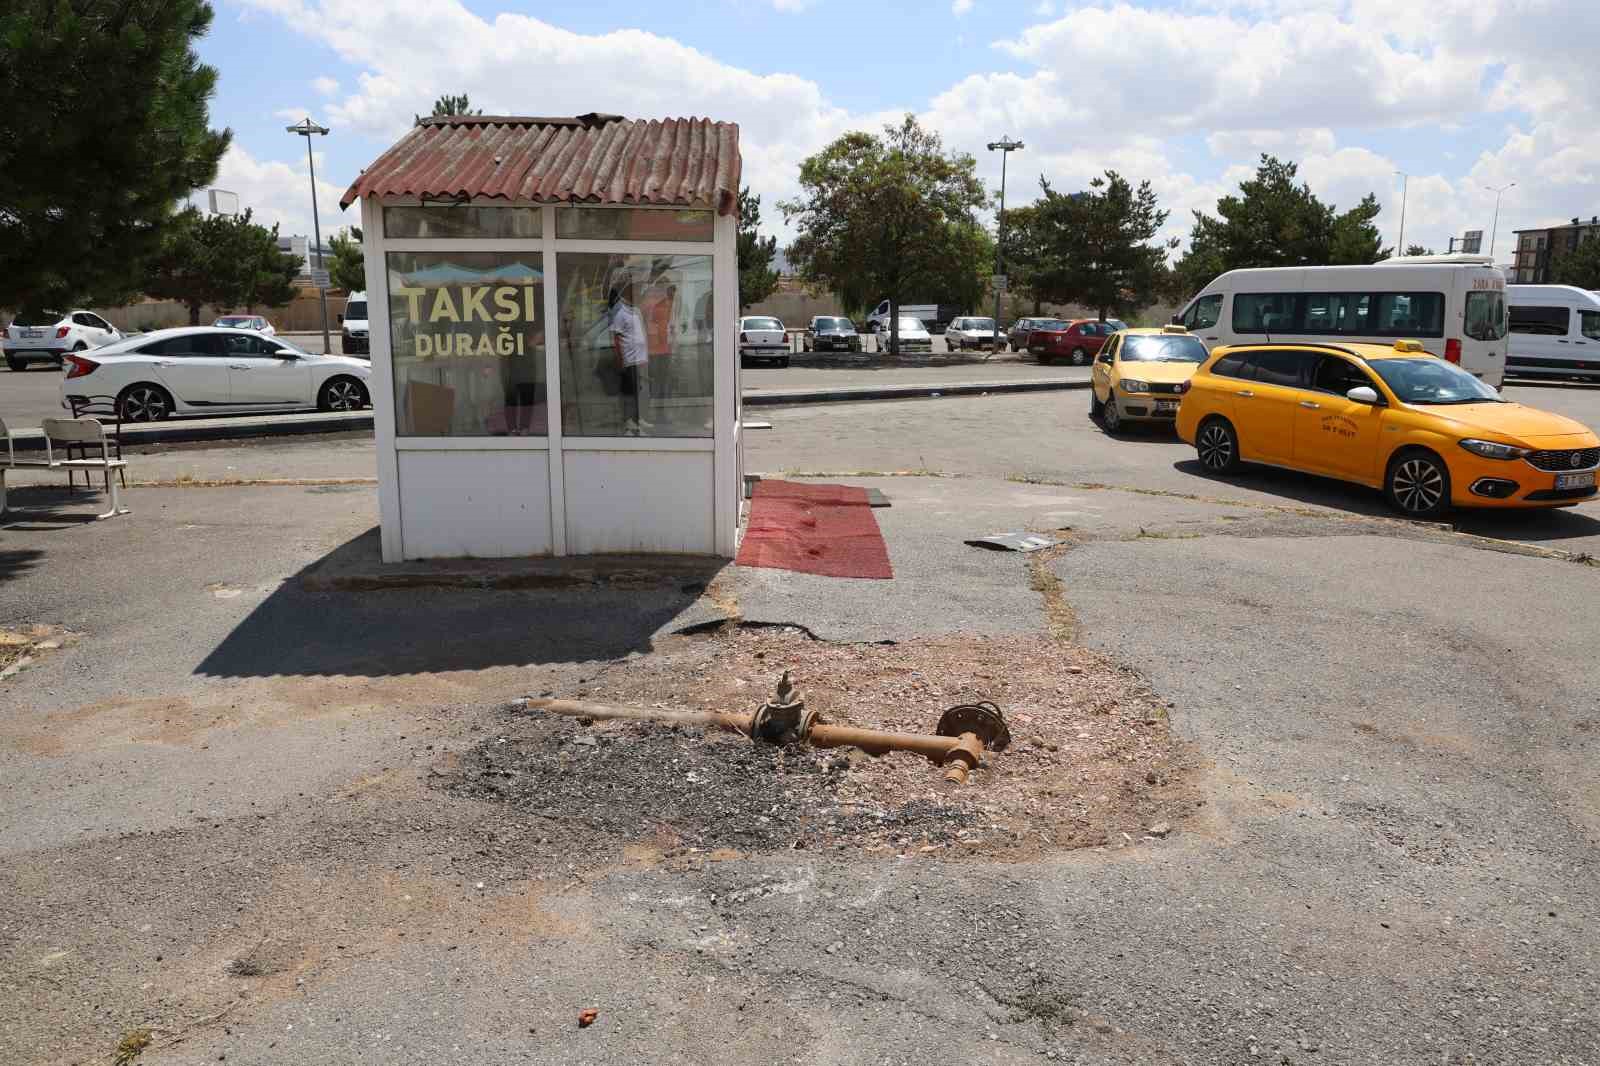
[
  {"x1": 1394, "y1": 171, "x2": 1409, "y2": 255},
  {"x1": 287, "y1": 117, "x2": 333, "y2": 354},
  {"x1": 986, "y1": 137, "x2": 1023, "y2": 358},
  {"x1": 1485, "y1": 182, "x2": 1516, "y2": 257}
]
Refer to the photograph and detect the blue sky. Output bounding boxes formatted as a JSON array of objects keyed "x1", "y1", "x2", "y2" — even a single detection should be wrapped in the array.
[{"x1": 195, "y1": 0, "x2": 1600, "y2": 261}]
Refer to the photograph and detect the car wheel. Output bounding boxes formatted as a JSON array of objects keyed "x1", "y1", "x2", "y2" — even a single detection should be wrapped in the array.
[
  {"x1": 1385, "y1": 449, "x2": 1451, "y2": 518},
  {"x1": 1102, "y1": 394, "x2": 1123, "y2": 434},
  {"x1": 1071, "y1": 347, "x2": 1089, "y2": 366},
  {"x1": 777, "y1": 357, "x2": 791, "y2": 369},
  {"x1": 5, "y1": 355, "x2": 24, "y2": 372},
  {"x1": 1195, "y1": 417, "x2": 1240, "y2": 475},
  {"x1": 318, "y1": 376, "x2": 369, "y2": 412},
  {"x1": 119, "y1": 383, "x2": 174, "y2": 422}
]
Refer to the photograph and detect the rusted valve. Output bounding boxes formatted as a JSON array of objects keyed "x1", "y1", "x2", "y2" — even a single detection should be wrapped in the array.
[{"x1": 934, "y1": 701, "x2": 1011, "y2": 786}]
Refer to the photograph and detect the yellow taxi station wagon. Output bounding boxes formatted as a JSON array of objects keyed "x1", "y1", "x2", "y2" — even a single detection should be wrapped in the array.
[{"x1": 1174, "y1": 340, "x2": 1600, "y2": 517}]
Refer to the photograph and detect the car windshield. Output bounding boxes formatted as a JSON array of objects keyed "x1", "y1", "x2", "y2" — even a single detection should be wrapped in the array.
[
  {"x1": 1368, "y1": 357, "x2": 1505, "y2": 404},
  {"x1": 745, "y1": 317, "x2": 783, "y2": 331},
  {"x1": 345, "y1": 301, "x2": 368, "y2": 319},
  {"x1": 216, "y1": 317, "x2": 254, "y2": 327},
  {"x1": 964, "y1": 318, "x2": 995, "y2": 330},
  {"x1": 898, "y1": 318, "x2": 926, "y2": 331},
  {"x1": 1120, "y1": 335, "x2": 1207, "y2": 363},
  {"x1": 12, "y1": 310, "x2": 62, "y2": 326},
  {"x1": 817, "y1": 317, "x2": 853, "y2": 330}
]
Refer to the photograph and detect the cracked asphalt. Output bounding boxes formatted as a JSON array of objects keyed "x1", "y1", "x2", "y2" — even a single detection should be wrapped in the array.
[{"x1": 2, "y1": 383, "x2": 1598, "y2": 1064}]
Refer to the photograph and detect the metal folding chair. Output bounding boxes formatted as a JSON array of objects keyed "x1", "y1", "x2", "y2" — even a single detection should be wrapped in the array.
[{"x1": 40, "y1": 417, "x2": 130, "y2": 519}]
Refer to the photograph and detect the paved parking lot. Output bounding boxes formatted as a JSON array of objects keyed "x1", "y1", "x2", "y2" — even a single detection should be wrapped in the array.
[{"x1": 3, "y1": 380, "x2": 1599, "y2": 1064}]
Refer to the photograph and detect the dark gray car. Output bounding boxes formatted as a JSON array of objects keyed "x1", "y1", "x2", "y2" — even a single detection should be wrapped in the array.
[{"x1": 804, "y1": 315, "x2": 861, "y2": 353}]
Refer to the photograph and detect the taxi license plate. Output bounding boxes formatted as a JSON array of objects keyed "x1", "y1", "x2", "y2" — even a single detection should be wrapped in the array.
[
  {"x1": 1155, "y1": 399, "x2": 1180, "y2": 413},
  {"x1": 1555, "y1": 471, "x2": 1595, "y2": 491}
]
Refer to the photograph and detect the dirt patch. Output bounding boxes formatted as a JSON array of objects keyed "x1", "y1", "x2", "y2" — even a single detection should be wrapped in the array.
[{"x1": 438, "y1": 626, "x2": 1198, "y2": 860}]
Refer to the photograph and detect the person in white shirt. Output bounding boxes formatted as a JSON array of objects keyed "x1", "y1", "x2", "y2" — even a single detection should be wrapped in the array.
[{"x1": 610, "y1": 279, "x2": 651, "y2": 433}]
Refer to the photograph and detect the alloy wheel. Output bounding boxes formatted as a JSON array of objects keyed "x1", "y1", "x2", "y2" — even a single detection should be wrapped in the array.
[
  {"x1": 1103, "y1": 396, "x2": 1121, "y2": 432},
  {"x1": 1073, "y1": 347, "x2": 1088, "y2": 365},
  {"x1": 325, "y1": 379, "x2": 365, "y2": 410},
  {"x1": 1391, "y1": 457, "x2": 1445, "y2": 513},
  {"x1": 121, "y1": 386, "x2": 170, "y2": 422},
  {"x1": 1197, "y1": 422, "x2": 1234, "y2": 470}
]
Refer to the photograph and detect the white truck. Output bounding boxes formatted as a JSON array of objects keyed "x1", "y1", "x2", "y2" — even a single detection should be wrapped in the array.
[{"x1": 865, "y1": 299, "x2": 960, "y2": 334}]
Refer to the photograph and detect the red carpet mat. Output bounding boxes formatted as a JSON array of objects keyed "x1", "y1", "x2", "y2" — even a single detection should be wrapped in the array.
[{"x1": 736, "y1": 480, "x2": 893, "y2": 579}]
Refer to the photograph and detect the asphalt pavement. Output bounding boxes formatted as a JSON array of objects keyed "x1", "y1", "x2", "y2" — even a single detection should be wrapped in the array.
[{"x1": 3, "y1": 385, "x2": 1599, "y2": 1064}]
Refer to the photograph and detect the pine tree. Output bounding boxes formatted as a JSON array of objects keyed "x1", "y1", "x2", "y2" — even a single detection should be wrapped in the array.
[{"x1": 0, "y1": 0, "x2": 230, "y2": 310}]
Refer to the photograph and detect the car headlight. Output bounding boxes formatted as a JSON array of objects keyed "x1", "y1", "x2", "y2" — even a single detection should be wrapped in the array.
[
  {"x1": 1119, "y1": 379, "x2": 1151, "y2": 394},
  {"x1": 1459, "y1": 438, "x2": 1530, "y2": 460}
]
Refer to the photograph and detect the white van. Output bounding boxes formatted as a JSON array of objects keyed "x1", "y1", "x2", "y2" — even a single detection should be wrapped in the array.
[
  {"x1": 1505, "y1": 284, "x2": 1600, "y2": 382},
  {"x1": 1174, "y1": 255, "x2": 1509, "y2": 387},
  {"x1": 340, "y1": 291, "x2": 369, "y2": 356}
]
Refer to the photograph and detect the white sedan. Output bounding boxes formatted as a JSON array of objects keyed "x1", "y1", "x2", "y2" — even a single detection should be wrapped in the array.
[
  {"x1": 214, "y1": 314, "x2": 276, "y2": 336},
  {"x1": 60, "y1": 327, "x2": 372, "y2": 421},
  {"x1": 738, "y1": 315, "x2": 789, "y2": 367}
]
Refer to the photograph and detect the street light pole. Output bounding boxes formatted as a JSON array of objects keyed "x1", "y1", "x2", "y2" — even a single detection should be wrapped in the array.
[
  {"x1": 1485, "y1": 182, "x2": 1516, "y2": 258},
  {"x1": 1394, "y1": 171, "x2": 1409, "y2": 255},
  {"x1": 287, "y1": 117, "x2": 332, "y2": 354},
  {"x1": 986, "y1": 137, "x2": 1023, "y2": 359}
]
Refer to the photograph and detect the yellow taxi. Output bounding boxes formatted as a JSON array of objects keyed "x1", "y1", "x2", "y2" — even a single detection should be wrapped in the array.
[
  {"x1": 1090, "y1": 325, "x2": 1209, "y2": 432},
  {"x1": 1175, "y1": 340, "x2": 1600, "y2": 516}
]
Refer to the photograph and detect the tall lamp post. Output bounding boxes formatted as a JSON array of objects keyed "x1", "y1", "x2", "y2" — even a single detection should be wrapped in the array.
[
  {"x1": 1485, "y1": 182, "x2": 1516, "y2": 258},
  {"x1": 986, "y1": 137, "x2": 1024, "y2": 357},
  {"x1": 286, "y1": 117, "x2": 332, "y2": 354},
  {"x1": 1394, "y1": 170, "x2": 1409, "y2": 255}
]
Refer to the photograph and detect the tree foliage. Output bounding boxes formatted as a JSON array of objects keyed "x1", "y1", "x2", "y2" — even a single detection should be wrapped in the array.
[
  {"x1": 417, "y1": 93, "x2": 480, "y2": 124},
  {"x1": 329, "y1": 227, "x2": 366, "y2": 293},
  {"x1": 1551, "y1": 236, "x2": 1600, "y2": 290},
  {"x1": 1170, "y1": 155, "x2": 1385, "y2": 300},
  {"x1": 997, "y1": 203, "x2": 1048, "y2": 314},
  {"x1": 736, "y1": 188, "x2": 779, "y2": 310},
  {"x1": 781, "y1": 115, "x2": 988, "y2": 350},
  {"x1": 0, "y1": 0, "x2": 231, "y2": 310},
  {"x1": 145, "y1": 208, "x2": 303, "y2": 324},
  {"x1": 1033, "y1": 172, "x2": 1173, "y2": 320},
  {"x1": 1403, "y1": 244, "x2": 1436, "y2": 257}
]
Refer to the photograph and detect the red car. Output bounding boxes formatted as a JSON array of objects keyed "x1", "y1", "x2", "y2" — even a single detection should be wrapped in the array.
[{"x1": 1027, "y1": 318, "x2": 1117, "y2": 365}]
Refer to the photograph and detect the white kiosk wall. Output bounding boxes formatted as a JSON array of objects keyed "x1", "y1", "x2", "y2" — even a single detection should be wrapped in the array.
[{"x1": 357, "y1": 200, "x2": 742, "y2": 562}]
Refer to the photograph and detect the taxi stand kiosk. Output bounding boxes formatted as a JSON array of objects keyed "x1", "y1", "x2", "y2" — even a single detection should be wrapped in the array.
[{"x1": 341, "y1": 114, "x2": 744, "y2": 562}]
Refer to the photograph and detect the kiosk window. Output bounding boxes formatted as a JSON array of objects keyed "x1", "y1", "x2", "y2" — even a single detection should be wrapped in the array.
[
  {"x1": 556, "y1": 208, "x2": 714, "y2": 242},
  {"x1": 386, "y1": 251, "x2": 547, "y2": 437},
  {"x1": 383, "y1": 206, "x2": 541, "y2": 239},
  {"x1": 556, "y1": 252, "x2": 714, "y2": 438}
]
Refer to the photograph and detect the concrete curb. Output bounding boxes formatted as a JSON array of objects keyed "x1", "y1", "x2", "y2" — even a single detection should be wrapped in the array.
[
  {"x1": 744, "y1": 377, "x2": 1089, "y2": 406},
  {"x1": 4, "y1": 378, "x2": 1085, "y2": 450}
]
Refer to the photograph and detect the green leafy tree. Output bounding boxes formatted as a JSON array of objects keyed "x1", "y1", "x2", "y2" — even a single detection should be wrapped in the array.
[
  {"x1": 0, "y1": 0, "x2": 231, "y2": 311},
  {"x1": 736, "y1": 188, "x2": 780, "y2": 310},
  {"x1": 997, "y1": 203, "x2": 1048, "y2": 314},
  {"x1": 1403, "y1": 244, "x2": 1436, "y2": 257},
  {"x1": 329, "y1": 227, "x2": 366, "y2": 293},
  {"x1": 1550, "y1": 237, "x2": 1600, "y2": 290},
  {"x1": 417, "y1": 93, "x2": 481, "y2": 124},
  {"x1": 1170, "y1": 155, "x2": 1385, "y2": 302},
  {"x1": 781, "y1": 114, "x2": 988, "y2": 352},
  {"x1": 145, "y1": 208, "x2": 302, "y2": 324},
  {"x1": 1034, "y1": 172, "x2": 1173, "y2": 321}
]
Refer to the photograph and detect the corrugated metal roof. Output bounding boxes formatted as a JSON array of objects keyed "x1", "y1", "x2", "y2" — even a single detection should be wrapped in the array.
[{"x1": 341, "y1": 114, "x2": 741, "y2": 216}]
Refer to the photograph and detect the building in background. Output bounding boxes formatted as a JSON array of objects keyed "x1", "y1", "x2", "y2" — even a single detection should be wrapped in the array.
[
  {"x1": 278, "y1": 235, "x2": 335, "y2": 277},
  {"x1": 1512, "y1": 216, "x2": 1600, "y2": 283}
]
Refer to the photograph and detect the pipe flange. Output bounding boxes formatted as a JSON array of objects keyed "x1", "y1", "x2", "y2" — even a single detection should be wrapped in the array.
[
  {"x1": 750, "y1": 670, "x2": 812, "y2": 743},
  {"x1": 935, "y1": 700, "x2": 1010, "y2": 752}
]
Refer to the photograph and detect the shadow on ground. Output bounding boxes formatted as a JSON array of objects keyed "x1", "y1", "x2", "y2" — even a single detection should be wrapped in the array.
[
  {"x1": 0, "y1": 484, "x2": 111, "y2": 531},
  {"x1": 1172, "y1": 458, "x2": 1600, "y2": 544},
  {"x1": 196, "y1": 528, "x2": 732, "y2": 678}
]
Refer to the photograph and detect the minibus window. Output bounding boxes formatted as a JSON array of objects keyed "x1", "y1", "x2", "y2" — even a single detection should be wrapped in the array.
[
  {"x1": 1464, "y1": 291, "x2": 1507, "y2": 341},
  {"x1": 1581, "y1": 310, "x2": 1600, "y2": 341}
]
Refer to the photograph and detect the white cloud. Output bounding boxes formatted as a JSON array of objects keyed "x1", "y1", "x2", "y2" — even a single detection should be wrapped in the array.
[
  {"x1": 194, "y1": 144, "x2": 347, "y2": 242},
  {"x1": 312, "y1": 75, "x2": 340, "y2": 95},
  {"x1": 952, "y1": 0, "x2": 974, "y2": 14},
  {"x1": 770, "y1": 0, "x2": 812, "y2": 10},
  {"x1": 1033, "y1": 0, "x2": 1054, "y2": 14}
]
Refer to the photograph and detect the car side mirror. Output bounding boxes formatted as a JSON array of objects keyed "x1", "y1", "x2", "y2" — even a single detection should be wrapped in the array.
[
  {"x1": 1347, "y1": 385, "x2": 1380, "y2": 405},
  {"x1": 273, "y1": 348, "x2": 298, "y2": 360},
  {"x1": 1170, "y1": 313, "x2": 1183, "y2": 325}
]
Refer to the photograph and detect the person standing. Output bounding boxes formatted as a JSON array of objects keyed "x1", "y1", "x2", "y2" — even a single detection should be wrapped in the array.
[{"x1": 610, "y1": 279, "x2": 651, "y2": 434}]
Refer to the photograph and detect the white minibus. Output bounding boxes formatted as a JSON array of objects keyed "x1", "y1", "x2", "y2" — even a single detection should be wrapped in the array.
[
  {"x1": 1505, "y1": 284, "x2": 1600, "y2": 382},
  {"x1": 1173, "y1": 255, "x2": 1509, "y2": 386}
]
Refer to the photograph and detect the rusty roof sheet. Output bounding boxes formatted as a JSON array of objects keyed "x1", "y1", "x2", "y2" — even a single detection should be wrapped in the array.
[{"x1": 341, "y1": 115, "x2": 741, "y2": 216}]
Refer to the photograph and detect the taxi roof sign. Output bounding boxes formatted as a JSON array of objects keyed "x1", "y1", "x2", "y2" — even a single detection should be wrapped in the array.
[
  {"x1": 1392, "y1": 339, "x2": 1425, "y2": 352},
  {"x1": 1161, "y1": 324, "x2": 1188, "y2": 334}
]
